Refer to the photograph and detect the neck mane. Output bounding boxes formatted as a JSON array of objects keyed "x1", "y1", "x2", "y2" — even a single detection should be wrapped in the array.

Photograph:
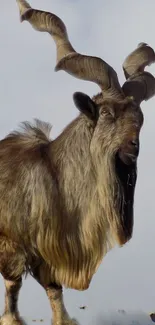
[{"x1": 40, "y1": 113, "x2": 137, "y2": 290}]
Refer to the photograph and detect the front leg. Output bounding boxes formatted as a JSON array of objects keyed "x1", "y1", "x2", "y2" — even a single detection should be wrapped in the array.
[
  {"x1": 0, "y1": 278, "x2": 23, "y2": 325},
  {"x1": 32, "y1": 264, "x2": 79, "y2": 325},
  {"x1": 46, "y1": 283, "x2": 79, "y2": 325}
]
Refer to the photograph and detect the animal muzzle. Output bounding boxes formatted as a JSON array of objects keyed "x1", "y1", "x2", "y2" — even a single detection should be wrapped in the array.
[{"x1": 118, "y1": 138, "x2": 139, "y2": 165}]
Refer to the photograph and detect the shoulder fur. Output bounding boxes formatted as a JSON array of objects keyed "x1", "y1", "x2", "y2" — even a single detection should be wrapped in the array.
[{"x1": 5, "y1": 119, "x2": 52, "y2": 148}]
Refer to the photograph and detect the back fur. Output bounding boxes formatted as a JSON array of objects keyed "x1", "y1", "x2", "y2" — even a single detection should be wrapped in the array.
[{"x1": 6, "y1": 118, "x2": 52, "y2": 147}]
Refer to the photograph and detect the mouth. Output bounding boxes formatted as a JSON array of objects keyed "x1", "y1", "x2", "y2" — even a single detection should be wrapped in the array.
[
  {"x1": 118, "y1": 151, "x2": 138, "y2": 165},
  {"x1": 125, "y1": 153, "x2": 137, "y2": 163}
]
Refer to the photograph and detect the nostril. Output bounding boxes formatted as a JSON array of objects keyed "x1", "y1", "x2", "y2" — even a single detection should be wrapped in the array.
[{"x1": 130, "y1": 139, "x2": 139, "y2": 148}]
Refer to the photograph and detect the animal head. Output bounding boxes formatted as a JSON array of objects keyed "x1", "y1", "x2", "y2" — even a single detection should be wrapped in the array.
[
  {"x1": 16, "y1": 1, "x2": 155, "y2": 165},
  {"x1": 73, "y1": 92, "x2": 143, "y2": 165}
]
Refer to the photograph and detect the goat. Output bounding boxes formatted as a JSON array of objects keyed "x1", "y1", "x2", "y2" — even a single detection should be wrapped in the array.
[{"x1": 0, "y1": 1, "x2": 155, "y2": 324}]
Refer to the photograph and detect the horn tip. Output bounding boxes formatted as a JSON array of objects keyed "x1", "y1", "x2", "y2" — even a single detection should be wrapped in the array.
[
  {"x1": 54, "y1": 65, "x2": 60, "y2": 72},
  {"x1": 16, "y1": 0, "x2": 31, "y2": 20},
  {"x1": 55, "y1": 60, "x2": 63, "y2": 72},
  {"x1": 137, "y1": 42, "x2": 148, "y2": 48},
  {"x1": 20, "y1": 14, "x2": 25, "y2": 22}
]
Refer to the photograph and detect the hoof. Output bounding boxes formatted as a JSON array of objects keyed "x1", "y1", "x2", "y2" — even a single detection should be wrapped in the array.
[
  {"x1": 0, "y1": 315, "x2": 23, "y2": 325},
  {"x1": 63, "y1": 318, "x2": 80, "y2": 325},
  {"x1": 52, "y1": 318, "x2": 80, "y2": 325},
  {"x1": 70, "y1": 319, "x2": 79, "y2": 325}
]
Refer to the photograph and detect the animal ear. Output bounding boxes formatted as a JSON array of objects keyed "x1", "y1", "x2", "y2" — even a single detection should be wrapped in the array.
[{"x1": 73, "y1": 92, "x2": 97, "y2": 120}]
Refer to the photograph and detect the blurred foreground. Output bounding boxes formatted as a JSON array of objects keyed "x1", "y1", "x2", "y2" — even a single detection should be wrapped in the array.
[{"x1": 21, "y1": 310, "x2": 154, "y2": 325}]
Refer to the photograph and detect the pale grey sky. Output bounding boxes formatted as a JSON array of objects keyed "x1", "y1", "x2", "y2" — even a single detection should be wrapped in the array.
[{"x1": 0, "y1": 1, "x2": 155, "y2": 324}]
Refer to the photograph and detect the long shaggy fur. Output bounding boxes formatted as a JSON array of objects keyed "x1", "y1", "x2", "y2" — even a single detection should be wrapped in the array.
[{"x1": 0, "y1": 111, "x2": 136, "y2": 290}]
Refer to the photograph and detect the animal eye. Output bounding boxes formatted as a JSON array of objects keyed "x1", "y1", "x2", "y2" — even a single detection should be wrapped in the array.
[
  {"x1": 101, "y1": 109, "x2": 114, "y2": 117},
  {"x1": 101, "y1": 109, "x2": 108, "y2": 115}
]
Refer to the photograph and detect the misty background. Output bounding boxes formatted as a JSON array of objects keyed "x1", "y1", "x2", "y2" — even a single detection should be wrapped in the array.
[{"x1": 0, "y1": 0, "x2": 155, "y2": 324}]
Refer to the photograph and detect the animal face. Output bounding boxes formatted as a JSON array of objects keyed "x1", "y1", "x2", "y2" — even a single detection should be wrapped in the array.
[{"x1": 73, "y1": 92, "x2": 144, "y2": 165}]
